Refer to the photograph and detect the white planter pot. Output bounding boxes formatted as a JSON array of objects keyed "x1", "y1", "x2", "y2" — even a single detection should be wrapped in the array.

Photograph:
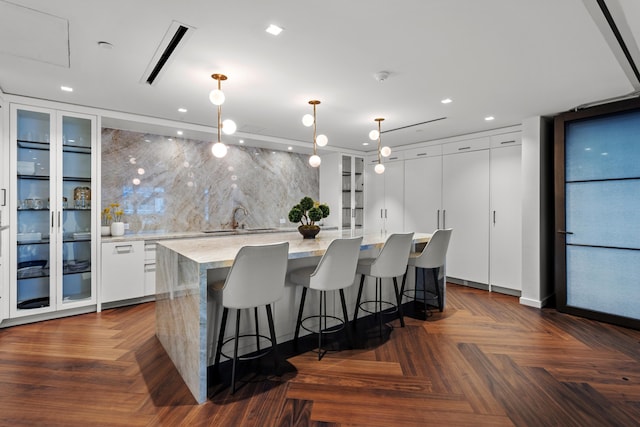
[
  {"x1": 101, "y1": 225, "x2": 111, "y2": 236},
  {"x1": 110, "y1": 222, "x2": 125, "y2": 237}
]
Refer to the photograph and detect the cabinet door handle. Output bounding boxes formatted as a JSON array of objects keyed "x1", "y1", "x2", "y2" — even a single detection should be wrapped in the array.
[
  {"x1": 385, "y1": 209, "x2": 388, "y2": 219},
  {"x1": 416, "y1": 152, "x2": 427, "y2": 157},
  {"x1": 437, "y1": 210, "x2": 440, "y2": 229},
  {"x1": 557, "y1": 230, "x2": 574, "y2": 235},
  {"x1": 115, "y1": 245, "x2": 134, "y2": 253},
  {"x1": 443, "y1": 210, "x2": 446, "y2": 228},
  {"x1": 51, "y1": 211, "x2": 54, "y2": 228},
  {"x1": 500, "y1": 140, "x2": 516, "y2": 145},
  {"x1": 58, "y1": 211, "x2": 61, "y2": 229},
  {"x1": 1, "y1": 189, "x2": 5, "y2": 206},
  {"x1": 458, "y1": 146, "x2": 471, "y2": 151},
  {"x1": 380, "y1": 209, "x2": 383, "y2": 219},
  {"x1": 493, "y1": 210, "x2": 496, "y2": 224}
]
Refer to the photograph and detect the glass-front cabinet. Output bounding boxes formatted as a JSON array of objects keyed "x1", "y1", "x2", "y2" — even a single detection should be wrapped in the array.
[
  {"x1": 341, "y1": 155, "x2": 364, "y2": 230},
  {"x1": 10, "y1": 104, "x2": 96, "y2": 318}
]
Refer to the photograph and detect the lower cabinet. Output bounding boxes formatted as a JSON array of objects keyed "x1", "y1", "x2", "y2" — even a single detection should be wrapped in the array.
[
  {"x1": 143, "y1": 242, "x2": 156, "y2": 297},
  {"x1": 101, "y1": 241, "x2": 145, "y2": 303}
]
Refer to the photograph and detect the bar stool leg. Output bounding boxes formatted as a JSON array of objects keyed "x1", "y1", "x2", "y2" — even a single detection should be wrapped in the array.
[
  {"x1": 432, "y1": 267, "x2": 443, "y2": 312},
  {"x1": 265, "y1": 304, "x2": 280, "y2": 374},
  {"x1": 339, "y1": 289, "x2": 353, "y2": 349},
  {"x1": 353, "y1": 275, "x2": 365, "y2": 325},
  {"x1": 318, "y1": 291, "x2": 323, "y2": 360},
  {"x1": 254, "y1": 307, "x2": 260, "y2": 353},
  {"x1": 231, "y1": 309, "x2": 241, "y2": 394},
  {"x1": 377, "y1": 278, "x2": 383, "y2": 336},
  {"x1": 393, "y1": 276, "x2": 405, "y2": 327},
  {"x1": 214, "y1": 307, "x2": 229, "y2": 369},
  {"x1": 294, "y1": 287, "x2": 308, "y2": 346},
  {"x1": 422, "y1": 267, "x2": 428, "y2": 319}
]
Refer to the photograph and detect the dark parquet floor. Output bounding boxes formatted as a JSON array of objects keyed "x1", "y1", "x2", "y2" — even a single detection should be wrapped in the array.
[{"x1": 1, "y1": 283, "x2": 639, "y2": 426}]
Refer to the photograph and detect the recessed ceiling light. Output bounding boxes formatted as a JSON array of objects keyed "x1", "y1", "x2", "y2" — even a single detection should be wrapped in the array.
[
  {"x1": 288, "y1": 146, "x2": 293, "y2": 151},
  {"x1": 362, "y1": 142, "x2": 369, "y2": 146},
  {"x1": 178, "y1": 108, "x2": 187, "y2": 113},
  {"x1": 441, "y1": 98, "x2": 452, "y2": 104},
  {"x1": 239, "y1": 140, "x2": 245, "y2": 144},
  {"x1": 60, "y1": 86, "x2": 73, "y2": 92},
  {"x1": 484, "y1": 116, "x2": 495, "y2": 121},
  {"x1": 266, "y1": 24, "x2": 283, "y2": 36},
  {"x1": 177, "y1": 130, "x2": 183, "y2": 135},
  {"x1": 97, "y1": 41, "x2": 113, "y2": 49}
]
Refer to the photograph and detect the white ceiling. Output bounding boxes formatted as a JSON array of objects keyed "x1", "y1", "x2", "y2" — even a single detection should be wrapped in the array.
[{"x1": 1, "y1": 0, "x2": 639, "y2": 154}]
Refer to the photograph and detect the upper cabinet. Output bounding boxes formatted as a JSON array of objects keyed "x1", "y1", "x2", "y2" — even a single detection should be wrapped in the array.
[
  {"x1": 9, "y1": 104, "x2": 97, "y2": 318},
  {"x1": 319, "y1": 153, "x2": 364, "y2": 230}
]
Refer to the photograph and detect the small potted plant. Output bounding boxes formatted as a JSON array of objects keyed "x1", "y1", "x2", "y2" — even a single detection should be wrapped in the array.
[
  {"x1": 288, "y1": 196, "x2": 330, "y2": 239},
  {"x1": 103, "y1": 203, "x2": 125, "y2": 237}
]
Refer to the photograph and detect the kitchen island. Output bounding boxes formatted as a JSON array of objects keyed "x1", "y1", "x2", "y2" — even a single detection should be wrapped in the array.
[{"x1": 155, "y1": 229, "x2": 432, "y2": 403}]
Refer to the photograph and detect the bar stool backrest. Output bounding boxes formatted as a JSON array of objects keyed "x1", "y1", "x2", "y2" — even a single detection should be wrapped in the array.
[
  {"x1": 369, "y1": 232, "x2": 414, "y2": 278},
  {"x1": 309, "y1": 236, "x2": 363, "y2": 291},
  {"x1": 413, "y1": 228, "x2": 453, "y2": 269},
  {"x1": 221, "y1": 242, "x2": 289, "y2": 309}
]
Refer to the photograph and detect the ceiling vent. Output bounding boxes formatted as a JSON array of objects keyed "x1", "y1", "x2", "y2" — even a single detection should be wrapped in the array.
[
  {"x1": 141, "y1": 20, "x2": 193, "y2": 86},
  {"x1": 382, "y1": 117, "x2": 447, "y2": 134}
]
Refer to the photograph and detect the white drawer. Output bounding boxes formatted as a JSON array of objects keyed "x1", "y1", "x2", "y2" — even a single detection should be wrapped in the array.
[
  {"x1": 442, "y1": 137, "x2": 490, "y2": 155},
  {"x1": 403, "y1": 145, "x2": 442, "y2": 159},
  {"x1": 490, "y1": 132, "x2": 521, "y2": 148},
  {"x1": 144, "y1": 242, "x2": 157, "y2": 261}
]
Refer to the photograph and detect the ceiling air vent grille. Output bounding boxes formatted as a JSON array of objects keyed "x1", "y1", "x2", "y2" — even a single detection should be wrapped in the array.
[{"x1": 142, "y1": 21, "x2": 193, "y2": 86}]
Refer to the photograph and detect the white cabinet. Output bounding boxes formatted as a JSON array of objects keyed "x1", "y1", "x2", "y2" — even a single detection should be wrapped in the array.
[
  {"x1": 143, "y1": 242, "x2": 156, "y2": 296},
  {"x1": 101, "y1": 241, "x2": 144, "y2": 303},
  {"x1": 319, "y1": 153, "x2": 364, "y2": 230},
  {"x1": 489, "y1": 133, "x2": 522, "y2": 292},
  {"x1": 9, "y1": 104, "x2": 97, "y2": 318},
  {"x1": 364, "y1": 154, "x2": 404, "y2": 233},
  {"x1": 442, "y1": 138, "x2": 490, "y2": 285},
  {"x1": 404, "y1": 146, "x2": 443, "y2": 233}
]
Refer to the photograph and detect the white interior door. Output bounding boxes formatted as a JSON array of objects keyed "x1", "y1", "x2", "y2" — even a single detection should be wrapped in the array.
[
  {"x1": 404, "y1": 155, "x2": 442, "y2": 234},
  {"x1": 490, "y1": 144, "x2": 522, "y2": 291},
  {"x1": 442, "y1": 149, "x2": 490, "y2": 284}
]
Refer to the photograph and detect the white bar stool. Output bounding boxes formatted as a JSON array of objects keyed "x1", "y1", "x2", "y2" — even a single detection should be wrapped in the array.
[
  {"x1": 401, "y1": 228, "x2": 453, "y2": 318},
  {"x1": 211, "y1": 242, "x2": 289, "y2": 394},
  {"x1": 290, "y1": 236, "x2": 363, "y2": 360},
  {"x1": 353, "y1": 232, "x2": 414, "y2": 332}
]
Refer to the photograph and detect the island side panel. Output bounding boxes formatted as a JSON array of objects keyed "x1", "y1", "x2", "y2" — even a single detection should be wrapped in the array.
[{"x1": 155, "y1": 245, "x2": 207, "y2": 403}]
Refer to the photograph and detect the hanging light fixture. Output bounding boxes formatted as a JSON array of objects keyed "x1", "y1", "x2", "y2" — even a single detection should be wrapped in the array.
[
  {"x1": 209, "y1": 73, "x2": 237, "y2": 158},
  {"x1": 370, "y1": 118, "x2": 391, "y2": 174},
  {"x1": 302, "y1": 100, "x2": 328, "y2": 167}
]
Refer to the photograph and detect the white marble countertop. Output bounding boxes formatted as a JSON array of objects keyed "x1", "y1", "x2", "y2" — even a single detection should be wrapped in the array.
[
  {"x1": 158, "y1": 229, "x2": 432, "y2": 268},
  {"x1": 101, "y1": 227, "x2": 300, "y2": 243}
]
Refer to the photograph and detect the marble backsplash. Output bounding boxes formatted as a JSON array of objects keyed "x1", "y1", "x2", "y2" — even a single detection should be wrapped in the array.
[{"x1": 101, "y1": 128, "x2": 319, "y2": 233}]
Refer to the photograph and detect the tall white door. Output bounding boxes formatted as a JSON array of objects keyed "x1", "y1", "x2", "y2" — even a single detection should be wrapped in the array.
[
  {"x1": 404, "y1": 156, "x2": 442, "y2": 233},
  {"x1": 364, "y1": 155, "x2": 385, "y2": 233},
  {"x1": 383, "y1": 161, "x2": 404, "y2": 233},
  {"x1": 442, "y1": 149, "x2": 490, "y2": 284},
  {"x1": 490, "y1": 143, "x2": 522, "y2": 291}
]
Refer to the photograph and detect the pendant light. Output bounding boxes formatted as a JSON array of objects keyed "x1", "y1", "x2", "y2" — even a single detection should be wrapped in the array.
[
  {"x1": 302, "y1": 100, "x2": 328, "y2": 167},
  {"x1": 209, "y1": 73, "x2": 237, "y2": 158},
  {"x1": 370, "y1": 118, "x2": 391, "y2": 174}
]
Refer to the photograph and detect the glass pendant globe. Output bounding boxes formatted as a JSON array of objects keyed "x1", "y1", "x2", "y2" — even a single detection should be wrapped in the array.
[
  {"x1": 222, "y1": 119, "x2": 237, "y2": 135},
  {"x1": 380, "y1": 146, "x2": 392, "y2": 157},
  {"x1": 211, "y1": 141, "x2": 228, "y2": 158},
  {"x1": 209, "y1": 89, "x2": 225, "y2": 106},
  {"x1": 316, "y1": 134, "x2": 328, "y2": 147},
  {"x1": 374, "y1": 163, "x2": 385, "y2": 174},
  {"x1": 302, "y1": 114, "x2": 314, "y2": 127},
  {"x1": 369, "y1": 129, "x2": 379, "y2": 141},
  {"x1": 309, "y1": 154, "x2": 321, "y2": 167}
]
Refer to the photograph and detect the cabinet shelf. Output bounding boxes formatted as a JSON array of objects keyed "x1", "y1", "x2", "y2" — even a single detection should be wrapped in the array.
[
  {"x1": 17, "y1": 174, "x2": 50, "y2": 181},
  {"x1": 17, "y1": 140, "x2": 91, "y2": 154},
  {"x1": 63, "y1": 176, "x2": 91, "y2": 182}
]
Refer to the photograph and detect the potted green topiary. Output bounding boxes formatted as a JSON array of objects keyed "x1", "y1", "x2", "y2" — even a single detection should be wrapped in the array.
[{"x1": 288, "y1": 196, "x2": 330, "y2": 238}]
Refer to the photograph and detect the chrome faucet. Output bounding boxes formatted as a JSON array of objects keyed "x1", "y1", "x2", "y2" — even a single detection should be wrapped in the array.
[{"x1": 231, "y1": 206, "x2": 248, "y2": 230}]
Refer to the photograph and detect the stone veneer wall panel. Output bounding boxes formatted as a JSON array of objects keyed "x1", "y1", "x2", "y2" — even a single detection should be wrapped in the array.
[{"x1": 101, "y1": 128, "x2": 319, "y2": 233}]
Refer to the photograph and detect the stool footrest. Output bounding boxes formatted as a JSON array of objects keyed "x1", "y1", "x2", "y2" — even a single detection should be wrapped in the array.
[
  {"x1": 300, "y1": 314, "x2": 346, "y2": 336},
  {"x1": 219, "y1": 333, "x2": 274, "y2": 362},
  {"x1": 357, "y1": 299, "x2": 398, "y2": 316}
]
